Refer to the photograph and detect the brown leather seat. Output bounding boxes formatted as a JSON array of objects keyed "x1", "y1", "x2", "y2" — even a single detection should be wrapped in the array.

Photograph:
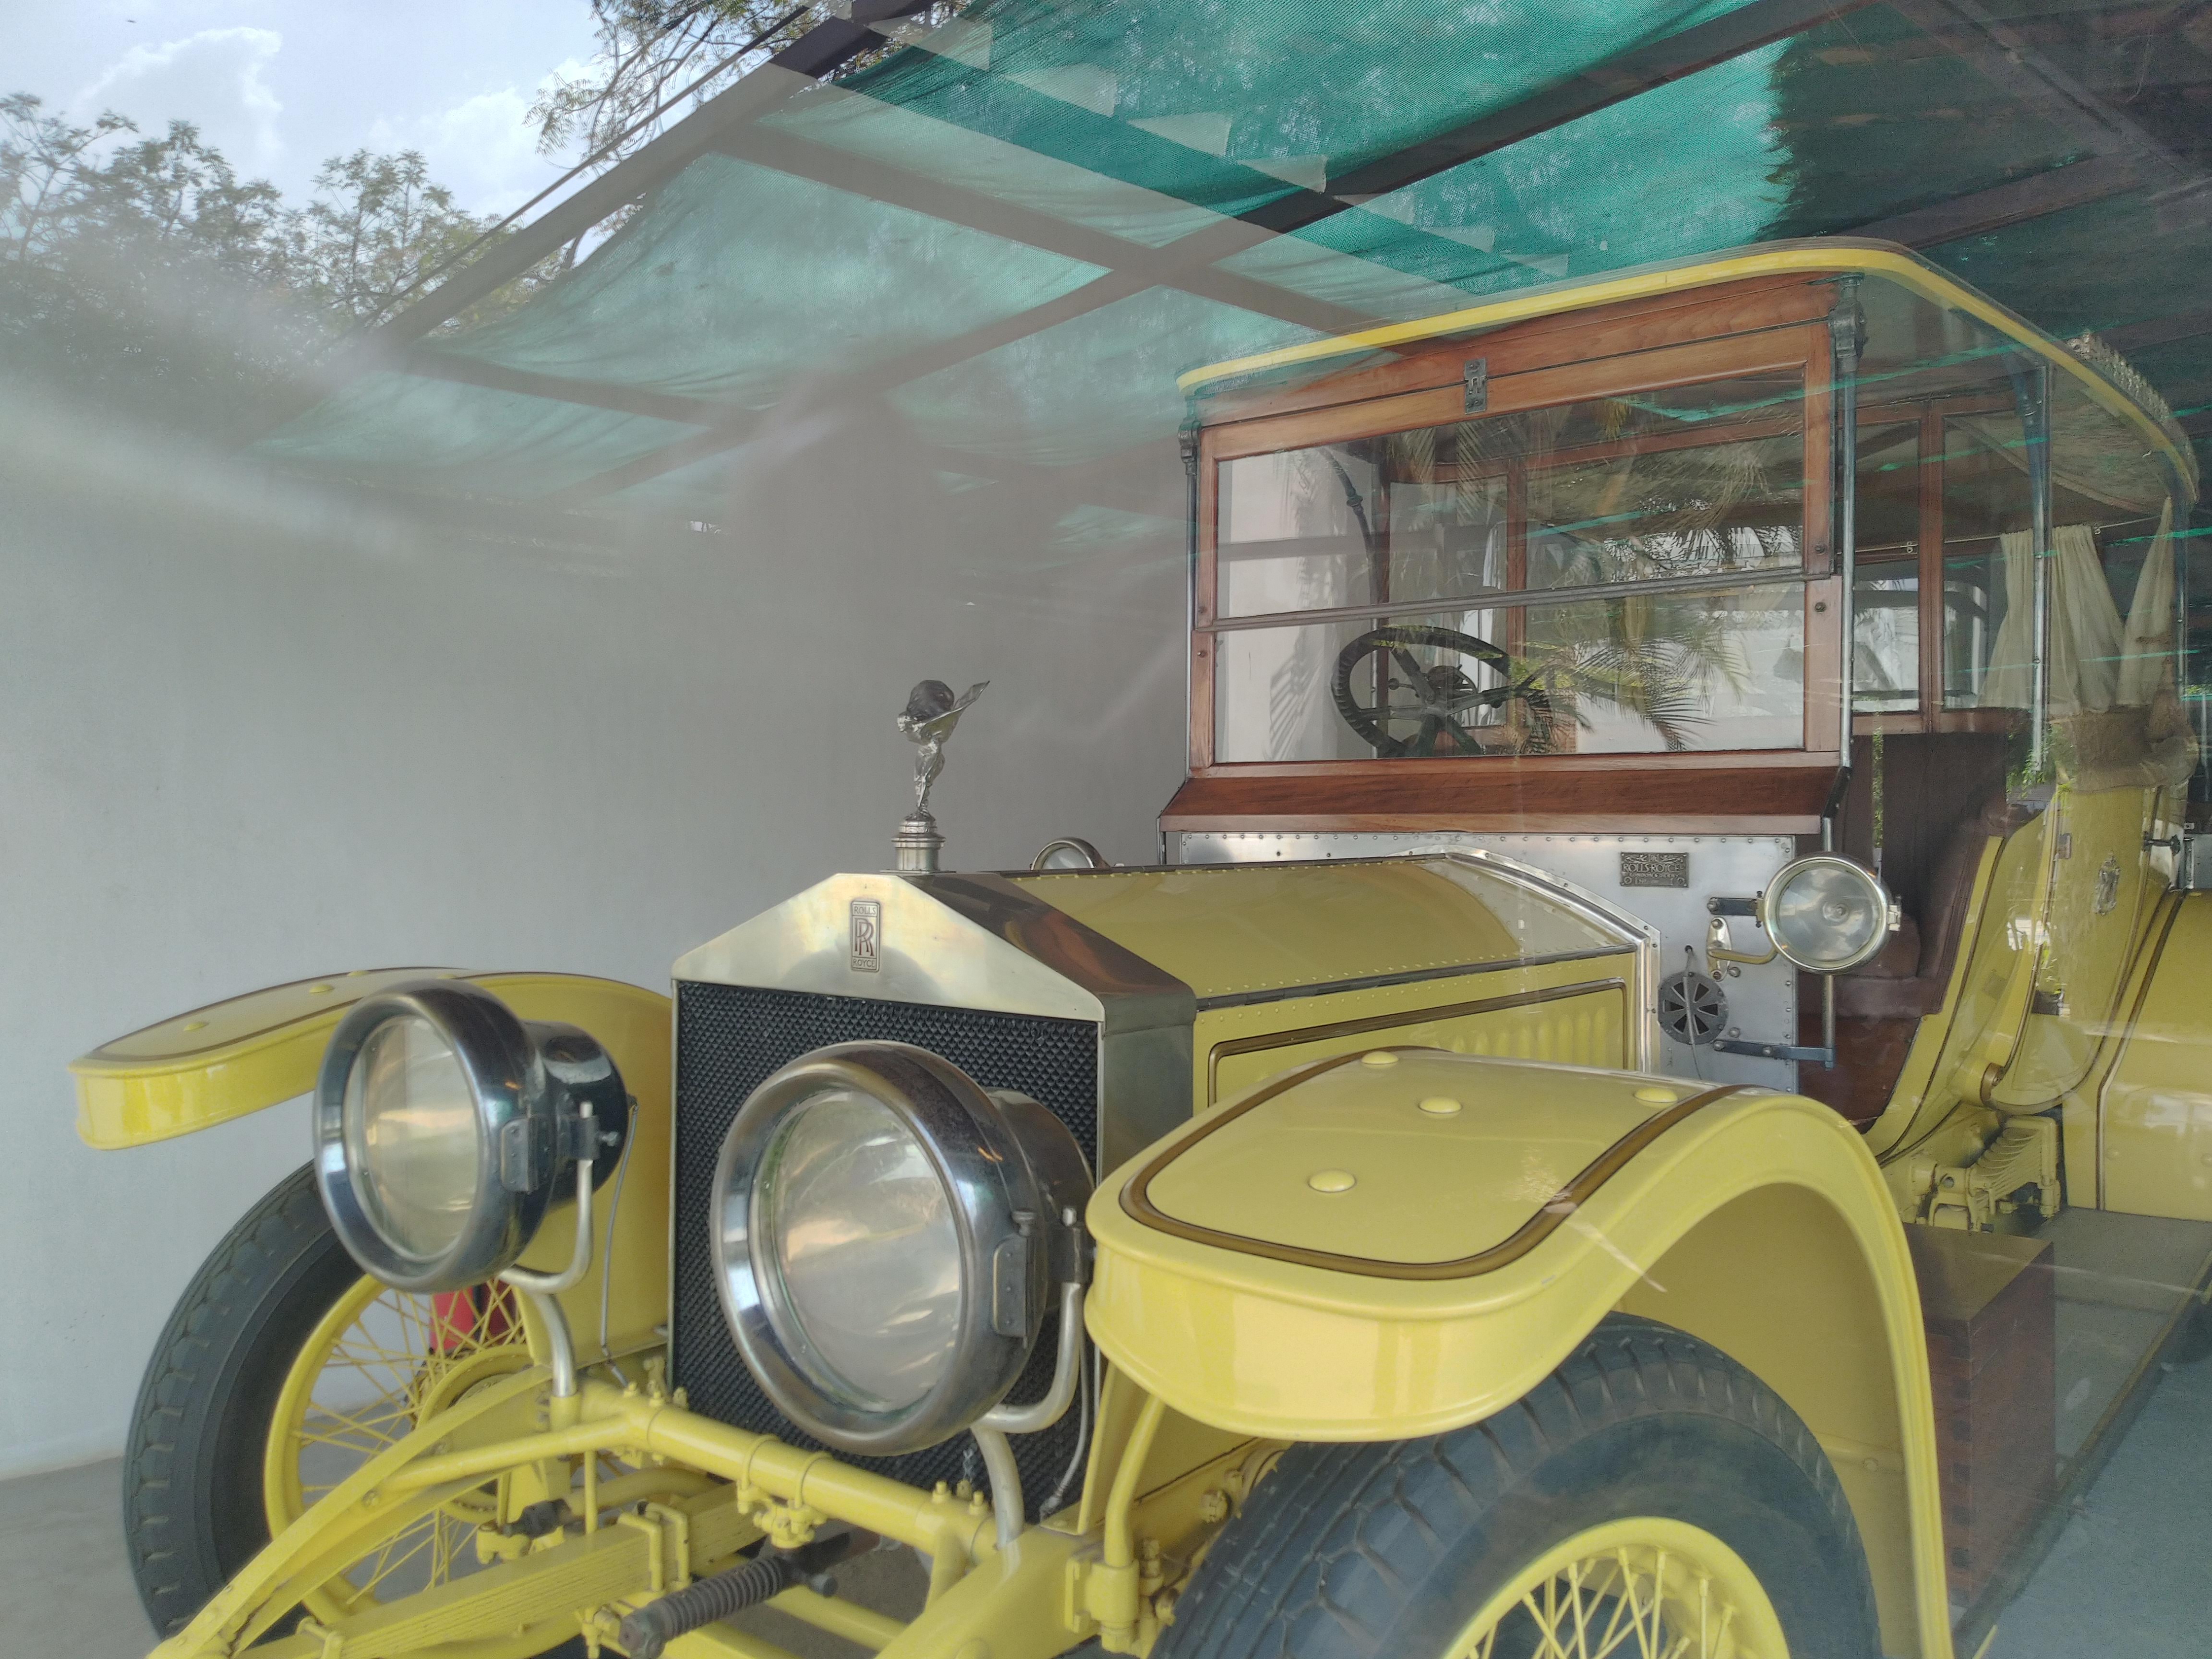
[
  {"x1": 1835, "y1": 792, "x2": 2031, "y2": 1020},
  {"x1": 1796, "y1": 732, "x2": 2029, "y2": 1125}
]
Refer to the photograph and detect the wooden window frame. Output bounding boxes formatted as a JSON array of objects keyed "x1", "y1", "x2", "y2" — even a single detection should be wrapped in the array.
[
  {"x1": 1847, "y1": 393, "x2": 2032, "y2": 739},
  {"x1": 1181, "y1": 281, "x2": 1845, "y2": 832}
]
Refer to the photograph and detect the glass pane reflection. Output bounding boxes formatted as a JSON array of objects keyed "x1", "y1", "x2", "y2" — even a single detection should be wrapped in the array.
[{"x1": 1212, "y1": 375, "x2": 1807, "y2": 759}]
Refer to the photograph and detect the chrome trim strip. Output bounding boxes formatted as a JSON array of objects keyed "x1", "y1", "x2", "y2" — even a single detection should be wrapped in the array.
[
  {"x1": 1193, "y1": 943, "x2": 1636, "y2": 1010},
  {"x1": 908, "y1": 872, "x2": 1194, "y2": 1034},
  {"x1": 1424, "y1": 849, "x2": 1659, "y2": 1071},
  {"x1": 910, "y1": 873, "x2": 1200, "y2": 1176},
  {"x1": 1205, "y1": 977, "x2": 1631, "y2": 1107}
]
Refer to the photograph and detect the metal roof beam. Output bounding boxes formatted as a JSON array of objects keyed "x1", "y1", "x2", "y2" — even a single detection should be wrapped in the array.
[
  {"x1": 1851, "y1": 151, "x2": 2150, "y2": 245},
  {"x1": 382, "y1": 0, "x2": 1879, "y2": 364},
  {"x1": 712, "y1": 123, "x2": 1382, "y2": 335},
  {"x1": 549, "y1": 1, "x2": 1888, "y2": 506},
  {"x1": 2101, "y1": 306, "x2": 2212, "y2": 354},
  {"x1": 1245, "y1": 0, "x2": 1882, "y2": 233},
  {"x1": 368, "y1": 0, "x2": 939, "y2": 348},
  {"x1": 400, "y1": 347, "x2": 1168, "y2": 513},
  {"x1": 1886, "y1": 0, "x2": 2202, "y2": 180},
  {"x1": 542, "y1": 261, "x2": 1165, "y2": 505}
]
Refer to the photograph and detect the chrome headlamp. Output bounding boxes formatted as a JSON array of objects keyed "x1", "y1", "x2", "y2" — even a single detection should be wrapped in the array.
[
  {"x1": 710, "y1": 1042, "x2": 1090, "y2": 1457},
  {"x1": 1759, "y1": 854, "x2": 1898, "y2": 974},
  {"x1": 313, "y1": 980, "x2": 629, "y2": 1293}
]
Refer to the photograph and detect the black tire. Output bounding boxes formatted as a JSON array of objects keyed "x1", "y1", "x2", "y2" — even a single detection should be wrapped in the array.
[
  {"x1": 120, "y1": 1163, "x2": 587, "y2": 1657},
  {"x1": 124, "y1": 1164, "x2": 360, "y2": 1637},
  {"x1": 1157, "y1": 1314, "x2": 1880, "y2": 1659}
]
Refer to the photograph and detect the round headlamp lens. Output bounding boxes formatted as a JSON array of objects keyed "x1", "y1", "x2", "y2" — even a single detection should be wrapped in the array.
[
  {"x1": 342, "y1": 1013, "x2": 481, "y2": 1260},
  {"x1": 754, "y1": 1087, "x2": 962, "y2": 1412},
  {"x1": 1767, "y1": 858, "x2": 1887, "y2": 972}
]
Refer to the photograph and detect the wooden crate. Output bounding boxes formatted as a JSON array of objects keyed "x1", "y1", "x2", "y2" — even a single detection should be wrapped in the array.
[{"x1": 1906, "y1": 1226, "x2": 2057, "y2": 1603}]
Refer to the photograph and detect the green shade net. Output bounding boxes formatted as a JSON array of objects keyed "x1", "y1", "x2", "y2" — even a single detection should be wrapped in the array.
[
  {"x1": 252, "y1": 0, "x2": 2212, "y2": 518},
  {"x1": 1229, "y1": 43, "x2": 1792, "y2": 314}
]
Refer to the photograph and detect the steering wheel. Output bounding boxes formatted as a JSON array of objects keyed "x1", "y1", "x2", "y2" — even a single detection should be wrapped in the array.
[{"x1": 1331, "y1": 624, "x2": 1552, "y2": 757}]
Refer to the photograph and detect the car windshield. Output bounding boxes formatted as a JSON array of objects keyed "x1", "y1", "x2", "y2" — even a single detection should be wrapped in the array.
[{"x1": 1208, "y1": 372, "x2": 1813, "y2": 761}]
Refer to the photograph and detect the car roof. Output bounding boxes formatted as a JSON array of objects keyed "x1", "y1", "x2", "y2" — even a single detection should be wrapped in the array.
[{"x1": 1181, "y1": 238, "x2": 2196, "y2": 501}]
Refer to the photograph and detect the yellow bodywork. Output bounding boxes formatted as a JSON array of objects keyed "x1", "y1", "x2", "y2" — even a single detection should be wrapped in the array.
[
  {"x1": 1016, "y1": 857, "x2": 1650, "y2": 1104},
  {"x1": 1086, "y1": 1049, "x2": 1951, "y2": 1659},
  {"x1": 127, "y1": 1045, "x2": 1951, "y2": 1659},
  {"x1": 76, "y1": 235, "x2": 2212, "y2": 1659},
  {"x1": 72, "y1": 970, "x2": 673, "y2": 1366},
  {"x1": 2097, "y1": 894, "x2": 2212, "y2": 1219},
  {"x1": 1854, "y1": 780, "x2": 2212, "y2": 1238},
  {"x1": 75, "y1": 870, "x2": 1963, "y2": 1659},
  {"x1": 1014, "y1": 861, "x2": 1601, "y2": 1000}
]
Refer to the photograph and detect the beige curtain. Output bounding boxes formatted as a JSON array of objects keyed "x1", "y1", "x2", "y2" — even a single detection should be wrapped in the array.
[
  {"x1": 2116, "y1": 499, "x2": 2177, "y2": 707},
  {"x1": 1979, "y1": 529, "x2": 2038, "y2": 709},
  {"x1": 2049, "y1": 523, "x2": 2126, "y2": 715},
  {"x1": 1980, "y1": 523, "x2": 2128, "y2": 714}
]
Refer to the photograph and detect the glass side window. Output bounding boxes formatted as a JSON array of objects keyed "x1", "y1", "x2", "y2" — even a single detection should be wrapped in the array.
[
  {"x1": 1938, "y1": 390, "x2": 2181, "y2": 733},
  {"x1": 1212, "y1": 374, "x2": 1809, "y2": 762},
  {"x1": 1851, "y1": 420, "x2": 1921, "y2": 714},
  {"x1": 1217, "y1": 445, "x2": 1507, "y2": 621},
  {"x1": 1941, "y1": 408, "x2": 2032, "y2": 711}
]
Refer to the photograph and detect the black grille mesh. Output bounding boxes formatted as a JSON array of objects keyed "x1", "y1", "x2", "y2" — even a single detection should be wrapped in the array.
[{"x1": 672, "y1": 981, "x2": 1098, "y2": 1515}]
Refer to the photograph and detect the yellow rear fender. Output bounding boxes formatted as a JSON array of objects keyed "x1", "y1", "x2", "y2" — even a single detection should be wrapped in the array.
[
  {"x1": 72, "y1": 968, "x2": 673, "y2": 1361},
  {"x1": 1085, "y1": 1048, "x2": 1953, "y2": 1659}
]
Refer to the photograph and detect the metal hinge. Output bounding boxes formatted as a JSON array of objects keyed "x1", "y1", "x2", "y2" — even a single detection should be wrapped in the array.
[
  {"x1": 499, "y1": 1118, "x2": 552, "y2": 1191},
  {"x1": 2145, "y1": 828, "x2": 2212, "y2": 891},
  {"x1": 1463, "y1": 358, "x2": 1488, "y2": 413}
]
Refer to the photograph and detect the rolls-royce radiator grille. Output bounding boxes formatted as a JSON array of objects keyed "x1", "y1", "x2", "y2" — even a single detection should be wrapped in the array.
[{"x1": 671, "y1": 981, "x2": 1099, "y2": 1515}]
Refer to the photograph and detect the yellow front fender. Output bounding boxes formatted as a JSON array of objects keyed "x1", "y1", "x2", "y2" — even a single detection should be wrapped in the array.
[
  {"x1": 71, "y1": 967, "x2": 668, "y2": 1149},
  {"x1": 1086, "y1": 1048, "x2": 1952, "y2": 1659},
  {"x1": 72, "y1": 968, "x2": 673, "y2": 1358}
]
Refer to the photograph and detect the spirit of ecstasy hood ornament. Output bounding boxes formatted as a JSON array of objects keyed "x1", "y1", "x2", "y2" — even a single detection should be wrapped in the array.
[{"x1": 893, "y1": 678, "x2": 987, "y2": 873}]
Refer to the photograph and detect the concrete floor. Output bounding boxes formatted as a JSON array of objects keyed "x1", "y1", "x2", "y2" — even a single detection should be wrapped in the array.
[
  {"x1": 4, "y1": 1348, "x2": 2205, "y2": 1657},
  {"x1": 0, "y1": 1460, "x2": 162, "y2": 1658},
  {"x1": 1986, "y1": 1339, "x2": 2212, "y2": 1659}
]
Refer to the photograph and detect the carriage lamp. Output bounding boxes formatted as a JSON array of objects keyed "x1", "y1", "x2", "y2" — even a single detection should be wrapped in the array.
[
  {"x1": 710, "y1": 1041, "x2": 1091, "y2": 1458},
  {"x1": 313, "y1": 980, "x2": 630, "y2": 1294},
  {"x1": 1758, "y1": 854, "x2": 1898, "y2": 974}
]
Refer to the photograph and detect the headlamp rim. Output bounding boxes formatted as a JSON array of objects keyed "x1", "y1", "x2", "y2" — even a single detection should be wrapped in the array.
[
  {"x1": 709, "y1": 1041, "x2": 1070, "y2": 1457},
  {"x1": 312, "y1": 980, "x2": 576, "y2": 1294},
  {"x1": 1756, "y1": 853, "x2": 1894, "y2": 974}
]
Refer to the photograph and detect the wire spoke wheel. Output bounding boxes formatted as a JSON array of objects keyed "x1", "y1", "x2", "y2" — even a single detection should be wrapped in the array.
[
  {"x1": 266, "y1": 1276, "x2": 538, "y2": 1620},
  {"x1": 1450, "y1": 1517, "x2": 1788, "y2": 1659}
]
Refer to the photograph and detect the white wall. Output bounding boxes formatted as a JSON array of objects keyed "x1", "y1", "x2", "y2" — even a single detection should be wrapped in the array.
[{"x1": 0, "y1": 385, "x2": 1189, "y2": 1477}]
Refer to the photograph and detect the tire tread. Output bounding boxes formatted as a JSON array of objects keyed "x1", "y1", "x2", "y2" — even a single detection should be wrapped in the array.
[
  {"x1": 1158, "y1": 1314, "x2": 1878, "y2": 1659},
  {"x1": 121, "y1": 1165, "x2": 350, "y2": 1636}
]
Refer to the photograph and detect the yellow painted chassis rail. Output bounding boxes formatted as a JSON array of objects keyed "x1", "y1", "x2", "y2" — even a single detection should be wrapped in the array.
[{"x1": 152, "y1": 1368, "x2": 1113, "y2": 1659}]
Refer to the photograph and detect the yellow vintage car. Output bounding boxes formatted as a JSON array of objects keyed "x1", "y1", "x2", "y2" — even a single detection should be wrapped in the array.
[{"x1": 75, "y1": 242, "x2": 2210, "y2": 1659}]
